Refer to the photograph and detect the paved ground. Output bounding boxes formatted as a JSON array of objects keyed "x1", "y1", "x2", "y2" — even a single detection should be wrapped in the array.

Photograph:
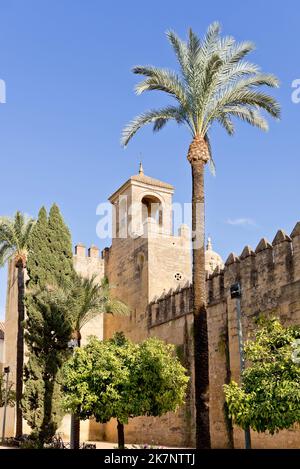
[
  {"x1": 0, "y1": 441, "x2": 186, "y2": 450},
  {"x1": 91, "y1": 441, "x2": 183, "y2": 449}
]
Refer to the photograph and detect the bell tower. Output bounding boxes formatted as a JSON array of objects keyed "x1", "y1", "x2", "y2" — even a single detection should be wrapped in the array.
[
  {"x1": 103, "y1": 165, "x2": 192, "y2": 341},
  {"x1": 109, "y1": 162, "x2": 174, "y2": 239}
]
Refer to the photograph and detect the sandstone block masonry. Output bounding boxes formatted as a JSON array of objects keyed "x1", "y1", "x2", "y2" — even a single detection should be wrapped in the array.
[
  {"x1": 3, "y1": 164, "x2": 300, "y2": 449},
  {"x1": 148, "y1": 222, "x2": 300, "y2": 448}
]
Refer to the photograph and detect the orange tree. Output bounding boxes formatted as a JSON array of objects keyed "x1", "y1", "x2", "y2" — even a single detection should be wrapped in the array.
[
  {"x1": 62, "y1": 333, "x2": 189, "y2": 448},
  {"x1": 224, "y1": 318, "x2": 300, "y2": 434}
]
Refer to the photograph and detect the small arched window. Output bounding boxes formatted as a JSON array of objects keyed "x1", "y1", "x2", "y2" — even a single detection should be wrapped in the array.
[{"x1": 141, "y1": 195, "x2": 163, "y2": 227}]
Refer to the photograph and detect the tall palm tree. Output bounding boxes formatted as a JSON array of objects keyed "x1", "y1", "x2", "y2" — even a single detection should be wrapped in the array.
[
  {"x1": 0, "y1": 211, "x2": 35, "y2": 437},
  {"x1": 121, "y1": 23, "x2": 280, "y2": 448},
  {"x1": 58, "y1": 273, "x2": 128, "y2": 449}
]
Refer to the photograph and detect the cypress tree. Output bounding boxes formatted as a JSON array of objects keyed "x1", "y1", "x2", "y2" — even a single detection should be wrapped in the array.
[
  {"x1": 47, "y1": 204, "x2": 74, "y2": 286},
  {"x1": 26, "y1": 206, "x2": 49, "y2": 288},
  {"x1": 23, "y1": 204, "x2": 74, "y2": 445},
  {"x1": 27, "y1": 204, "x2": 74, "y2": 288}
]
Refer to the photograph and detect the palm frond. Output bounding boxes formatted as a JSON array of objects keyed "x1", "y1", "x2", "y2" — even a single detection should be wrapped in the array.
[
  {"x1": 195, "y1": 53, "x2": 224, "y2": 128},
  {"x1": 216, "y1": 61, "x2": 260, "y2": 85},
  {"x1": 199, "y1": 21, "x2": 221, "y2": 61},
  {"x1": 232, "y1": 73, "x2": 280, "y2": 89},
  {"x1": 22, "y1": 218, "x2": 36, "y2": 249},
  {"x1": 216, "y1": 113, "x2": 235, "y2": 135},
  {"x1": 51, "y1": 273, "x2": 129, "y2": 331},
  {"x1": 0, "y1": 212, "x2": 35, "y2": 267},
  {"x1": 204, "y1": 134, "x2": 216, "y2": 176},
  {"x1": 122, "y1": 22, "x2": 280, "y2": 149},
  {"x1": 0, "y1": 242, "x2": 13, "y2": 266},
  {"x1": 121, "y1": 106, "x2": 187, "y2": 147},
  {"x1": 204, "y1": 86, "x2": 280, "y2": 133},
  {"x1": 166, "y1": 30, "x2": 189, "y2": 77},
  {"x1": 133, "y1": 66, "x2": 187, "y2": 104},
  {"x1": 216, "y1": 40, "x2": 255, "y2": 69},
  {"x1": 188, "y1": 28, "x2": 201, "y2": 61},
  {"x1": 223, "y1": 106, "x2": 269, "y2": 131},
  {"x1": 14, "y1": 211, "x2": 24, "y2": 242}
]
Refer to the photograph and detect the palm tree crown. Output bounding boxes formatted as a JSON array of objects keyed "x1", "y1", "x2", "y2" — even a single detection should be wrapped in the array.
[
  {"x1": 122, "y1": 22, "x2": 280, "y2": 172},
  {"x1": 0, "y1": 211, "x2": 35, "y2": 267},
  {"x1": 70, "y1": 275, "x2": 129, "y2": 332},
  {"x1": 51, "y1": 273, "x2": 129, "y2": 334}
]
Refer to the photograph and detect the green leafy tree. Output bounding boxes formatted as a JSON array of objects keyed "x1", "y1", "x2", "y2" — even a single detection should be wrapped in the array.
[
  {"x1": 62, "y1": 333, "x2": 189, "y2": 448},
  {"x1": 22, "y1": 291, "x2": 72, "y2": 445},
  {"x1": 0, "y1": 372, "x2": 16, "y2": 407},
  {"x1": 22, "y1": 204, "x2": 74, "y2": 446},
  {"x1": 224, "y1": 318, "x2": 300, "y2": 434},
  {"x1": 122, "y1": 23, "x2": 280, "y2": 448},
  {"x1": 0, "y1": 211, "x2": 35, "y2": 436}
]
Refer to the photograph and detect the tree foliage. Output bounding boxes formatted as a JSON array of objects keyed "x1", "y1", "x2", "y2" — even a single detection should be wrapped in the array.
[
  {"x1": 0, "y1": 211, "x2": 35, "y2": 267},
  {"x1": 224, "y1": 318, "x2": 300, "y2": 434},
  {"x1": 122, "y1": 22, "x2": 280, "y2": 173},
  {"x1": 62, "y1": 333, "x2": 189, "y2": 444},
  {"x1": 0, "y1": 372, "x2": 16, "y2": 407},
  {"x1": 56, "y1": 274, "x2": 129, "y2": 334},
  {"x1": 23, "y1": 204, "x2": 74, "y2": 444},
  {"x1": 26, "y1": 205, "x2": 73, "y2": 288}
]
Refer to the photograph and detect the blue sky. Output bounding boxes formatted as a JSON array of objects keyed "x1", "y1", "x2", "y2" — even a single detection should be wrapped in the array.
[{"x1": 0, "y1": 0, "x2": 299, "y2": 319}]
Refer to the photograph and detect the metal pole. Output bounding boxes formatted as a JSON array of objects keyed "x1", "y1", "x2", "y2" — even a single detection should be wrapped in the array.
[
  {"x1": 230, "y1": 284, "x2": 251, "y2": 449},
  {"x1": 1, "y1": 366, "x2": 10, "y2": 443}
]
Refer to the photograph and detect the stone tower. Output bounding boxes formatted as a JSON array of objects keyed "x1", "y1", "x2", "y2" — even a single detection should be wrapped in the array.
[{"x1": 103, "y1": 165, "x2": 192, "y2": 341}]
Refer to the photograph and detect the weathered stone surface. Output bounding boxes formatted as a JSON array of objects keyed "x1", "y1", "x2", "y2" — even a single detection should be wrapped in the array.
[
  {"x1": 240, "y1": 245, "x2": 255, "y2": 259},
  {"x1": 291, "y1": 222, "x2": 300, "y2": 238},
  {"x1": 255, "y1": 238, "x2": 272, "y2": 253},
  {"x1": 272, "y1": 229, "x2": 292, "y2": 245},
  {"x1": 4, "y1": 167, "x2": 300, "y2": 449},
  {"x1": 225, "y1": 252, "x2": 240, "y2": 266}
]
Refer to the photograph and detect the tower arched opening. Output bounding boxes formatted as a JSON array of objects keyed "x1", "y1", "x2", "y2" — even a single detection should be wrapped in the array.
[{"x1": 141, "y1": 195, "x2": 163, "y2": 227}]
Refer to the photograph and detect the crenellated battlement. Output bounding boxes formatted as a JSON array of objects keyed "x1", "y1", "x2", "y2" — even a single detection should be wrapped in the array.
[
  {"x1": 73, "y1": 243, "x2": 105, "y2": 281},
  {"x1": 148, "y1": 281, "x2": 193, "y2": 328},
  {"x1": 207, "y1": 222, "x2": 300, "y2": 304},
  {"x1": 74, "y1": 243, "x2": 101, "y2": 259},
  {"x1": 148, "y1": 221, "x2": 300, "y2": 328}
]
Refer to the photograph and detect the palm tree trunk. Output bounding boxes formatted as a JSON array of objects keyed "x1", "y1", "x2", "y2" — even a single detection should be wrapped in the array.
[
  {"x1": 117, "y1": 420, "x2": 125, "y2": 449},
  {"x1": 72, "y1": 332, "x2": 81, "y2": 449},
  {"x1": 188, "y1": 135, "x2": 211, "y2": 449},
  {"x1": 15, "y1": 262, "x2": 25, "y2": 438}
]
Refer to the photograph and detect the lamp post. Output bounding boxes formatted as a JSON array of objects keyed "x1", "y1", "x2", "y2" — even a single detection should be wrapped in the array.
[
  {"x1": 67, "y1": 338, "x2": 78, "y2": 450},
  {"x1": 230, "y1": 283, "x2": 251, "y2": 449},
  {"x1": 1, "y1": 366, "x2": 10, "y2": 443}
]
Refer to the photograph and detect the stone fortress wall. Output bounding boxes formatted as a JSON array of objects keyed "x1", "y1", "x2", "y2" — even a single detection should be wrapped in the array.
[
  {"x1": 146, "y1": 222, "x2": 300, "y2": 448},
  {"x1": 2, "y1": 163, "x2": 300, "y2": 448}
]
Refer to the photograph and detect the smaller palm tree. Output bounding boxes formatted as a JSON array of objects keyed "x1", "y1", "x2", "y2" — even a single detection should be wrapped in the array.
[
  {"x1": 57, "y1": 273, "x2": 129, "y2": 448},
  {"x1": 0, "y1": 211, "x2": 35, "y2": 437},
  {"x1": 65, "y1": 274, "x2": 129, "y2": 345}
]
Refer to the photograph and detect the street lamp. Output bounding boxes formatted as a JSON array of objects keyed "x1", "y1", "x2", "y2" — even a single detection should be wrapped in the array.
[
  {"x1": 67, "y1": 338, "x2": 78, "y2": 450},
  {"x1": 230, "y1": 283, "x2": 251, "y2": 449},
  {"x1": 1, "y1": 366, "x2": 10, "y2": 443}
]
